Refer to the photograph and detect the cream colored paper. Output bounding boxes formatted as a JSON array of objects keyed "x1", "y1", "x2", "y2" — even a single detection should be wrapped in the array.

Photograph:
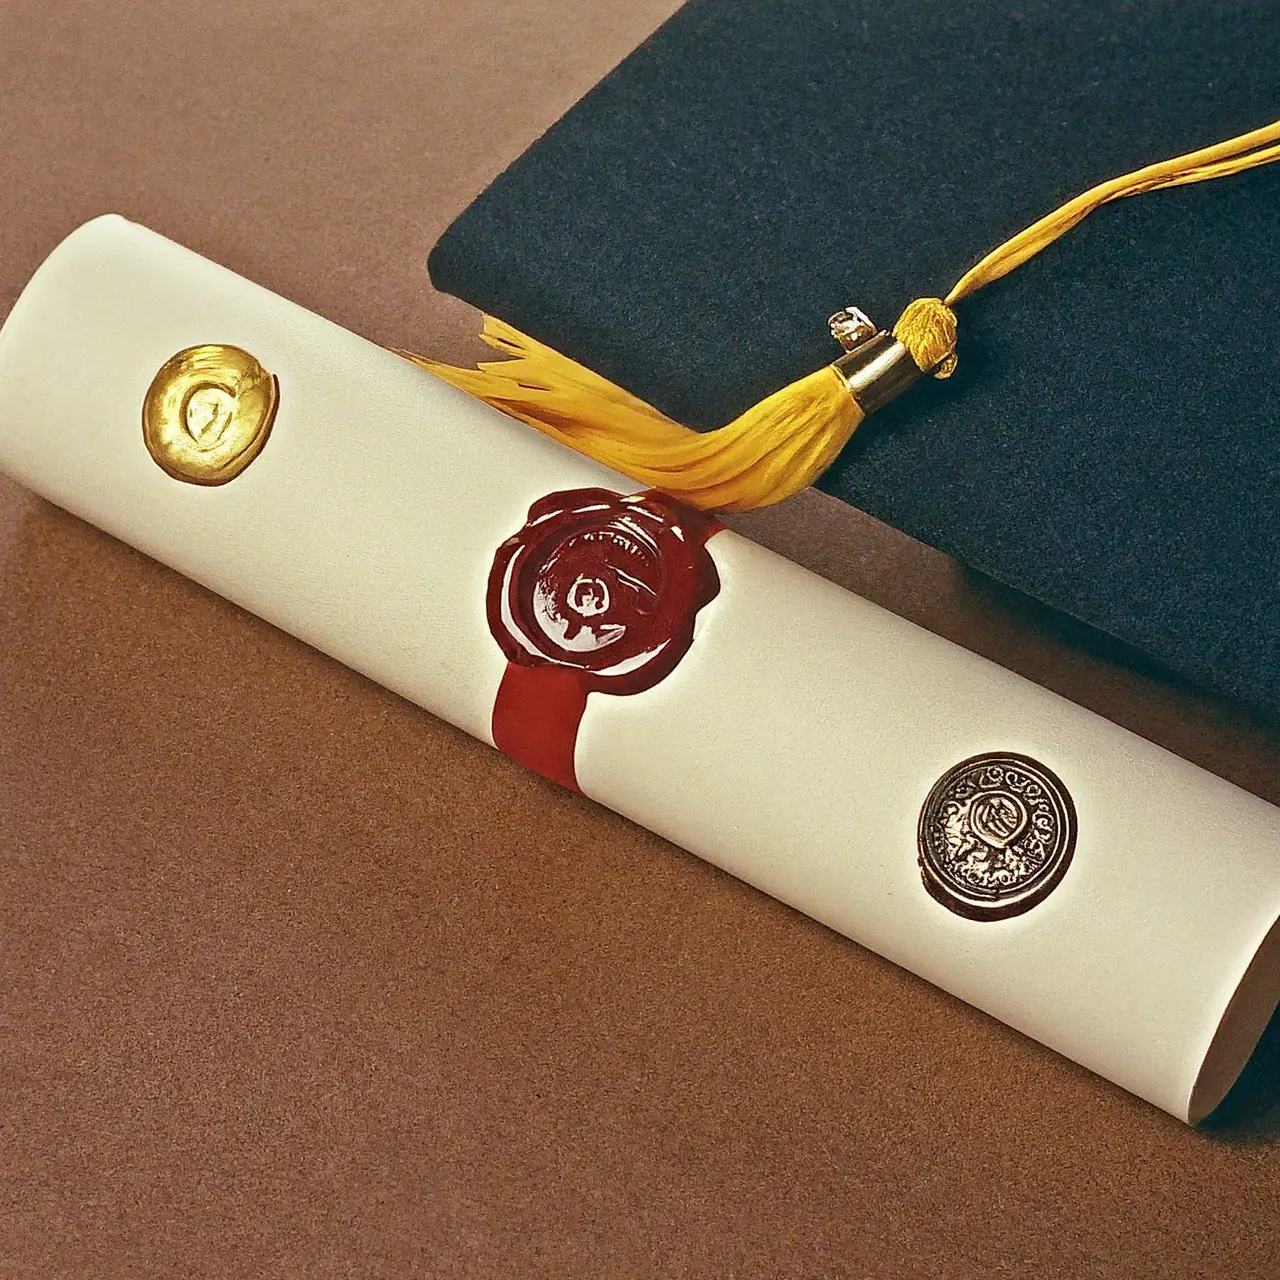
[{"x1": 1, "y1": 216, "x2": 1277, "y2": 1123}]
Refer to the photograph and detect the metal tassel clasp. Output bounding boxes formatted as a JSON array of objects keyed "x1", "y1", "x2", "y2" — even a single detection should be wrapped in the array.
[{"x1": 827, "y1": 305, "x2": 931, "y2": 416}]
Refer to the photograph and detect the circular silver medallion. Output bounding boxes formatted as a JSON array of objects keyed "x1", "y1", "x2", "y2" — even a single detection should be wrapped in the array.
[{"x1": 917, "y1": 753, "x2": 1076, "y2": 921}]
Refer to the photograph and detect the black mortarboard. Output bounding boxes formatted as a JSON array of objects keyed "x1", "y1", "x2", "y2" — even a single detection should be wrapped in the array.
[{"x1": 426, "y1": 0, "x2": 1280, "y2": 716}]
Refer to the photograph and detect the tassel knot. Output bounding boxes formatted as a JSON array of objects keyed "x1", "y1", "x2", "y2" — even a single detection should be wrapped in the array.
[{"x1": 892, "y1": 297, "x2": 958, "y2": 378}]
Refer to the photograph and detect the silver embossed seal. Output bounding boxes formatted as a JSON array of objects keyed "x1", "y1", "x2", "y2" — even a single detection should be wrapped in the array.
[{"x1": 917, "y1": 752, "x2": 1076, "y2": 921}]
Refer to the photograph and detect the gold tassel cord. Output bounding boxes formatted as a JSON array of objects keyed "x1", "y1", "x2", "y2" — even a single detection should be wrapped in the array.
[
  {"x1": 945, "y1": 117, "x2": 1280, "y2": 305},
  {"x1": 410, "y1": 116, "x2": 1280, "y2": 512}
]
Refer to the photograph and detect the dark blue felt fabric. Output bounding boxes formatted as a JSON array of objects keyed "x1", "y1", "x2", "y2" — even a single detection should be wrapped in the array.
[{"x1": 428, "y1": 0, "x2": 1280, "y2": 716}]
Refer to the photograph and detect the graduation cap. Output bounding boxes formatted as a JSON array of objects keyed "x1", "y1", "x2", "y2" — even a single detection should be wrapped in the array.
[{"x1": 421, "y1": 0, "x2": 1280, "y2": 717}]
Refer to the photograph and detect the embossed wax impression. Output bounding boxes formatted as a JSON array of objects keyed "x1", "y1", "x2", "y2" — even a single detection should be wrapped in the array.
[
  {"x1": 2, "y1": 216, "x2": 1279, "y2": 1124},
  {"x1": 917, "y1": 753, "x2": 1077, "y2": 922}
]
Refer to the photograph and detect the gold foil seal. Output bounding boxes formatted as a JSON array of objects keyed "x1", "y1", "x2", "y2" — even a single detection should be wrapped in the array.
[{"x1": 142, "y1": 345, "x2": 278, "y2": 485}]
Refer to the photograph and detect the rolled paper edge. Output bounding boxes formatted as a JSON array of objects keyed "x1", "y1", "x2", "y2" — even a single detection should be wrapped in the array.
[{"x1": 1190, "y1": 911, "x2": 1280, "y2": 1122}]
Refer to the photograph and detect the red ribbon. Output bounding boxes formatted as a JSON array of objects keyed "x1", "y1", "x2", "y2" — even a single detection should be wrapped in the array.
[{"x1": 492, "y1": 663, "x2": 590, "y2": 792}]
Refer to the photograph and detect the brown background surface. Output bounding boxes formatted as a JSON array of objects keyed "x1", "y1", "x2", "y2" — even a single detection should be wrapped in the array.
[{"x1": 1, "y1": 2, "x2": 1278, "y2": 1275}]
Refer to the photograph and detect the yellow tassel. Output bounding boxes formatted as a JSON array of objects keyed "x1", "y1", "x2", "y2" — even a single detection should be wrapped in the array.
[
  {"x1": 405, "y1": 299, "x2": 956, "y2": 511},
  {"x1": 405, "y1": 320, "x2": 862, "y2": 511},
  {"x1": 409, "y1": 115, "x2": 1280, "y2": 512}
]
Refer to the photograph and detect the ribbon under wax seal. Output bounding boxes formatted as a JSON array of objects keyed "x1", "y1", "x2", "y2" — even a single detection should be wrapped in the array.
[{"x1": 2, "y1": 216, "x2": 1280, "y2": 1125}]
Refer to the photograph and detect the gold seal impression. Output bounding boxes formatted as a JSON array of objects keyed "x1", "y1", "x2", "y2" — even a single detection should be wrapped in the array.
[{"x1": 142, "y1": 345, "x2": 278, "y2": 485}]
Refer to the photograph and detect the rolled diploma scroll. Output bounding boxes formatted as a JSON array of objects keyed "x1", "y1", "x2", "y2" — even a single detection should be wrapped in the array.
[{"x1": 2, "y1": 216, "x2": 1278, "y2": 1124}]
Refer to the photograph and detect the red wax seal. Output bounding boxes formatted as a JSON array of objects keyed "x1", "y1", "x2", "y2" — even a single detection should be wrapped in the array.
[{"x1": 488, "y1": 487, "x2": 722, "y2": 790}]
